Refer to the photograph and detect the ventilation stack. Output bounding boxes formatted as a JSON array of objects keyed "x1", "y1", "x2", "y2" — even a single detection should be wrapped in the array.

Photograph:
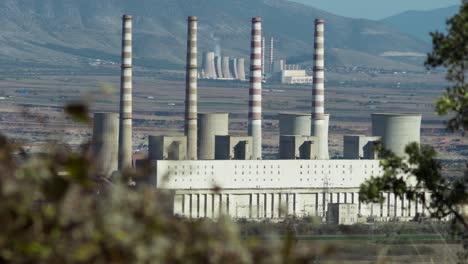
[
  {"x1": 118, "y1": 14, "x2": 133, "y2": 170},
  {"x1": 261, "y1": 36, "x2": 265, "y2": 78},
  {"x1": 215, "y1": 56, "x2": 223, "y2": 79},
  {"x1": 248, "y1": 17, "x2": 262, "y2": 160},
  {"x1": 185, "y1": 16, "x2": 198, "y2": 160},
  {"x1": 237, "y1": 58, "x2": 246, "y2": 80},
  {"x1": 269, "y1": 36, "x2": 274, "y2": 73},
  {"x1": 311, "y1": 19, "x2": 329, "y2": 160},
  {"x1": 229, "y1": 58, "x2": 238, "y2": 79},
  {"x1": 222, "y1": 56, "x2": 231, "y2": 79}
]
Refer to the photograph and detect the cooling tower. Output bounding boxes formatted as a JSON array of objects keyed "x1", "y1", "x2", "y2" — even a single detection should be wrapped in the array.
[
  {"x1": 279, "y1": 113, "x2": 311, "y2": 136},
  {"x1": 222, "y1": 56, "x2": 231, "y2": 79},
  {"x1": 207, "y1": 52, "x2": 216, "y2": 78},
  {"x1": 92, "y1": 113, "x2": 119, "y2": 176},
  {"x1": 237, "y1": 58, "x2": 246, "y2": 80},
  {"x1": 202, "y1": 51, "x2": 216, "y2": 79},
  {"x1": 118, "y1": 14, "x2": 133, "y2": 170},
  {"x1": 229, "y1": 58, "x2": 238, "y2": 80},
  {"x1": 185, "y1": 16, "x2": 198, "y2": 160},
  {"x1": 215, "y1": 56, "x2": 223, "y2": 79},
  {"x1": 311, "y1": 19, "x2": 329, "y2": 160},
  {"x1": 371, "y1": 113, "x2": 422, "y2": 157},
  {"x1": 248, "y1": 17, "x2": 263, "y2": 160},
  {"x1": 198, "y1": 113, "x2": 229, "y2": 160}
]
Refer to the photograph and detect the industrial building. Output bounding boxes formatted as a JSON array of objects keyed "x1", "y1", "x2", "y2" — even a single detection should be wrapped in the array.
[{"x1": 91, "y1": 15, "x2": 427, "y2": 222}]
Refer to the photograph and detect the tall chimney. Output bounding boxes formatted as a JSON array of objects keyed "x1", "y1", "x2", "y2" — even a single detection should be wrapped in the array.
[
  {"x1": 118, "y1": 14, "x2": 133, "y2": 170},
  {"x1": 261, "y1": 36, "x2": 265, "y2": 78},
  {"x1": 185, "y1": 16, "x2": 198, "y2": 160},
  {"x1": 311, "y1": 18, "x2": 329, "y2": 159},
  {"x1": 249, "y1": 17, "x2": 262, "y2": 160},
  {"x1": 269, "y1": 36, "x2": 274, "y2": 73}
]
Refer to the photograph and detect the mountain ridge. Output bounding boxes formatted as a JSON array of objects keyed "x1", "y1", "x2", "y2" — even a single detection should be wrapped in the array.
[
  {"x1": 381, "y1": 5, "x2": 460, "y2": 43},
  {"x1": 0, "y1": 0, "x2": 429, "y2": 72}
]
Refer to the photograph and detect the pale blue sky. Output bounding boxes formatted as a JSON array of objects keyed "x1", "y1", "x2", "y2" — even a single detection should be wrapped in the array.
[{"x1": 292, "y1": 0, "x2": 461, "y2": 20}]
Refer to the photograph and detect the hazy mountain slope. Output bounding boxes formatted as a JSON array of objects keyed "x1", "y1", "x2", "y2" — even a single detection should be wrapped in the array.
[
  {"x1": 381, "y1": 5, "x2": 459, "y2": 43},
  {"x1": 0, "y1": 0, "x2": 430, "y2": 71}
]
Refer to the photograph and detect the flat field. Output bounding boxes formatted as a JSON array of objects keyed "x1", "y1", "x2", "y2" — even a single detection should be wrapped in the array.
[{"x1": 0, "y1": 70, "x2": 465, "y2": 175}]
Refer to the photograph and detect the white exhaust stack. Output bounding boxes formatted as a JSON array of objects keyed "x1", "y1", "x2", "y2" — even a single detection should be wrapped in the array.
[
  {"x1": 269, "y1": 36, "x2": 274, "y2": 73},
  {"x1": 311, "y1": 18, "x2": 329, "y2": 160},
  {"x1": 261, "y1": 36, "x2": 265, "y2": 78},
  {"x1": 185, "y1": 16, "x2": 198, "y2": 160},
  {"x1": 248, "y1": 17, "x2": 262, "y2": 160},
  {"x1": 118, "y1": 14, "x2": 133, "y2": 170}
]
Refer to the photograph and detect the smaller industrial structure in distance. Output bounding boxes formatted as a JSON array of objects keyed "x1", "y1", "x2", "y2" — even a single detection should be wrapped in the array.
[
  {"x1": 200, "y1": 52, "x2": 246, "y2": 80},
  {"x1": 91, "y1": 15, "x2": 429, "y2": 225}
]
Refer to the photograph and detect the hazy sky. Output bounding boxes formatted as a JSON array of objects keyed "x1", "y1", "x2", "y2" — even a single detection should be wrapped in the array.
[{"x1": 293, "y1": 0, "x2": 461, "y2": 20}]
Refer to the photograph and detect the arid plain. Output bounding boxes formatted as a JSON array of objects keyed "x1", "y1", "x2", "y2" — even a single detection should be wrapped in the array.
[{"x1": 0, "y1": 69, "x2": 465, "y2": 176}]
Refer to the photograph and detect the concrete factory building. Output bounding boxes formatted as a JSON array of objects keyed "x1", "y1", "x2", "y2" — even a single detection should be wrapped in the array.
[{"x1": 92, "y1": 15, "x2": 428, "y2": 222}]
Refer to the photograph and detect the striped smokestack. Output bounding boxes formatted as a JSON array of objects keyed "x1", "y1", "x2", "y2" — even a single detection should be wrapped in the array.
[
  {"x1": 118, "y1": 14, "x2": 133, "y2": 170},
  {"x1": 185, "y1": 16, "x2": 198, "y2": 160},
  {"x1": 311, "y1": 18, "x2": 329, "y2": 159},
  {"x1": 269, "y1": 36, "x2": 274, "y2": 73},
  {"x1": 248, "y1": 17, "x2": 262, "y2": 160}
]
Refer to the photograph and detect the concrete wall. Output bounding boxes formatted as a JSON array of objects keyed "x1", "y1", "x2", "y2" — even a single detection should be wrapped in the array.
[
  {"x1": 371, "y1": 113, "x2": 421, "y2": 157},
  {"x1": 169, "y1": 188, "x2": 429, "y2": 221},
  {"x1": 155, "y1": 159, "x2": 382, "y2": 189},
  {"x1": 92, "y1": 113, "x2": 119, "y2": 176},
  {"x1": 149, "y1": 136, "x2": 187, "y2": 160},
  {"x1": 343, "y1": 135, "x2": 381, "y2": 159},
  {"x1": 198, "y1": 113, "x2": 229, "y2": 160}
]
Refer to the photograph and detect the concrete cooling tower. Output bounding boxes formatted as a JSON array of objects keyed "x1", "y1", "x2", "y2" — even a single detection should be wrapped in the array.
[
  {"x1": 237, "y1": 58, "x2": 246, "y2": 80},
  {"x1": 92, "y1": 113, "x2": 119, "y2": 176},
  {"x1": 198, "y1": 113, "x2": 229, "y2": 160},
  {"x1": 229, "y1": 58, "x2": 238, "y2": 79},
  {"x1": 279, "y1": 113, "x2": 311, "y2": 136},
  {"x1": 222, "y1": 56, "x2": 231, "y2": 79},
  {"x1": 371, "y1": 113, "x2": 422, "y2": 157},
  {"x1": 215, "y1": 56, "x2": 223, "y2": 79},
  {"x1": 202, "y1": 52, "x2": 216, "y2": 78}
]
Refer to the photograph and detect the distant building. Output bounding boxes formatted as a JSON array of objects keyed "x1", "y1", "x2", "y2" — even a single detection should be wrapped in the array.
[{"x1": 281, "y1": 70, "x2": 313, "y2": 84}]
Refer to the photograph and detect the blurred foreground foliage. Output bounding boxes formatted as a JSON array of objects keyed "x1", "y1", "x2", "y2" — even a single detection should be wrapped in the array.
[
  {"x1": 360, "y1": 3, "x2": 468, "y2": 261},
  {"x1": 0, "y1": 133, "x2": 323, "y2": 263}
]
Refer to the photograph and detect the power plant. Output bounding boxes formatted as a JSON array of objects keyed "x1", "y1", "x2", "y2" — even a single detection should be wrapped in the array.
[{"x1": 92, "y1": 15, "x2": 427, "y2": 223}]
